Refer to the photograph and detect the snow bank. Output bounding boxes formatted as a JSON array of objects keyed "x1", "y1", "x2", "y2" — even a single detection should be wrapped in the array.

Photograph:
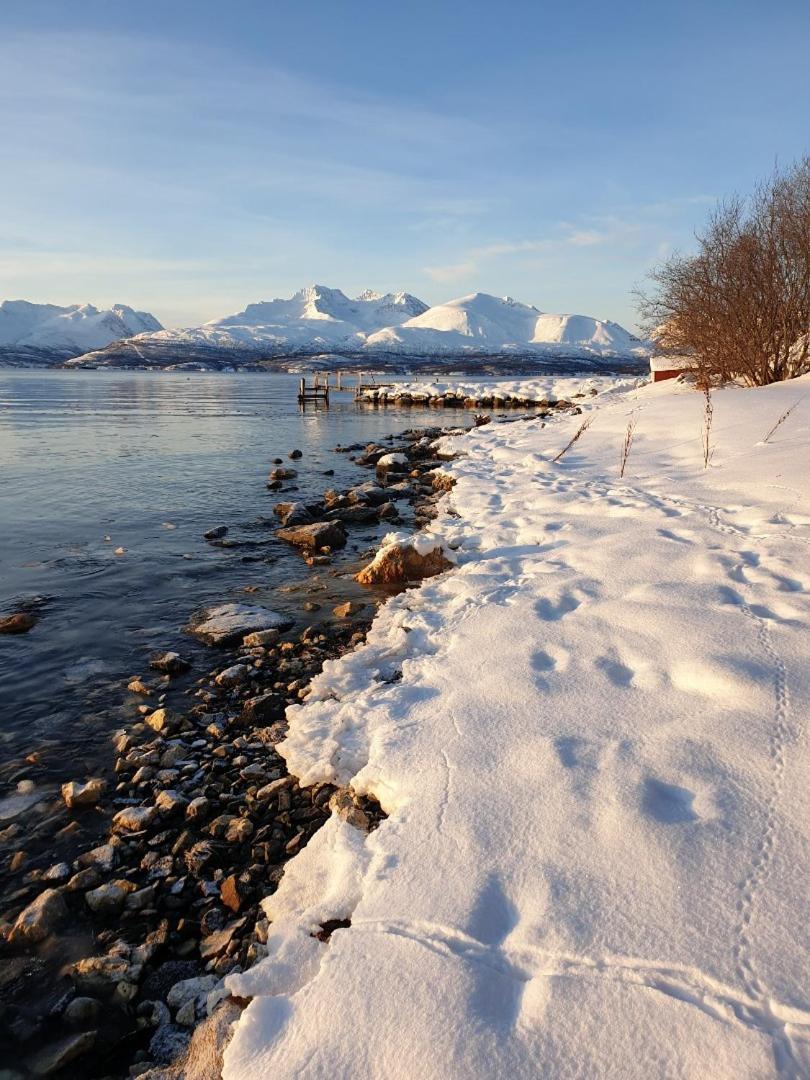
[
  {"x1": 357, "y1": 374, "x2": 641, "y2": 405},
  {"x1": 225, "y1": 376, "x2": 810, "y2": 1078}
]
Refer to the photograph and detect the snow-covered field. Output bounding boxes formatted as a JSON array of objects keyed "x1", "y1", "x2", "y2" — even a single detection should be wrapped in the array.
[
  {"x1": 357, "y1": 374, "x2": 641, "y2": 404},
  {"x1": 224, "y1": 376, "x2": 810, "y2": 1078}
]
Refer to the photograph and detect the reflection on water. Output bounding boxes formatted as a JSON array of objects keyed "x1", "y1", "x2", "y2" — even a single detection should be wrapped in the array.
[{"x1": 0, "y1": 370, "x2": 480, "y2": 773}]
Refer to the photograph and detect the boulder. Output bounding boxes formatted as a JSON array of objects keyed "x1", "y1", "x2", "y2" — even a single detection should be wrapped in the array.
[
  {"x1": 276, "y1": 521, "x2": 347, "y2": 552},
  {"x1": 188, "y1": 603, "x2": 292, "y2": 645},
  {"x1": 61, "y1": 777, "x2": 105, "y2": 808},
  {"x1": 11, "y1": 888, "x2": 67, "y2": 943},
  {"x1": 0, "y1": 611, "x2": 36, "y2": 634},
  {"x1": 203, "y1": 526, "x2": 228, "y2": 541},
  {"x1": 267, "y1": 467, "x2": 297, "y2": 483},
  {"x1": 375, "y1": 452, "x2": 409, "y2": 481},
  {"x1": 112, "y1": 805, "x2": 158, "y2": 833},
  {"x1": 356, "y1": 538, "x2": 454, "y2": 585},
  {"x1": 150, "y1": 652, "x2": 191, "y2": 675},
  {"x1": 215, "y1": 664, "x2": 249, "y2": 688},
  {"x1": 273, "y1": 502, "x2": 321, "y2": 527}
]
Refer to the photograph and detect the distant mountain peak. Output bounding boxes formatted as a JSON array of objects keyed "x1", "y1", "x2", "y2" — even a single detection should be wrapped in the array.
[{"x1": 0, "y1": 299, "x2": 162, "y2": 363}]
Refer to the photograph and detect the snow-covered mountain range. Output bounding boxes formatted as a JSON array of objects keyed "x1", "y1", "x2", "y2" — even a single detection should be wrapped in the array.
[
  {"x1": 0, "y1": 301, "x2": 162, "y2": 365},
  {"x1": 1, "y1": 287, "x2": 647, "y2": 370}
]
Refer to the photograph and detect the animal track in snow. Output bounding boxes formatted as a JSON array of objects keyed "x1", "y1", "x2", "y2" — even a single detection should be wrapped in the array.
[{"x1": 641, "y1": 778, "x2": 699, "y2": 824}]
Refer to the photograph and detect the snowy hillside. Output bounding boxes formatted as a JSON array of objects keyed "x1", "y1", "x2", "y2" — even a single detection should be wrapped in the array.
[
  {"x1": 0, "y1": 300, "x2": 162, "y2": 365},
  {"x1": 366, "y1": 292, "x2": 642, "y2": 356},
  {"x1": 223, "y1": 375, "x2": 810, "y2": 1079},
  {"x1": 63, "y1": 286, "x2": 647, "y2": 370}
]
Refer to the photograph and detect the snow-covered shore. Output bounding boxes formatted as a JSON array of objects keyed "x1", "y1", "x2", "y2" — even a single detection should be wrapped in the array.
[
  {"x1": 224, "y1": 376, "x2": 810, "y2": 1078},
  {"x1": 356, "y1": 374, "x2": 641, "y2": 407}
]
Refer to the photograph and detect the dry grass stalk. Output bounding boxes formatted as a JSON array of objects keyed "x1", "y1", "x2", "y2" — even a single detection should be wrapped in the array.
[
  {"x1": 701, "y1": 386, "x2": 714, "y2": 468},
  {"x1": 553, "y1": 416, "x2": 594, "y2": 463},
  {"x1": 762, "y1": 398, "x2": 803, "y2": 443},
  {"x1": 619, "y1": 416, "x2": 637, "y2": 478}
]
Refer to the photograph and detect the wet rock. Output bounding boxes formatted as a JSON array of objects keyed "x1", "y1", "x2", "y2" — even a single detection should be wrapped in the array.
[
  {"x1": 188, "y1": 603, "x2": 292, "y2": 645},
  {"x1": 332, "y1": 600, "x2": 365, "y2": 619},
  {"x1": 11, "y1": 888, "x2": 67, "y2": 943},
  {"x1": 113, "y1": 805, "x2": 158, "y2": 833},
  {"x1": 60, "y1": 776, "x2": 106, "y2": 809},
  {"x1": 242, "y1": 628, "x2": 280, "y2": 648},
  {"x1": 0, "y1": 611, "x2": 36, "y2": 634},
  {"x1": 273, "y1": 502, "x2": 318, "y2": 527},
  {"x1": 128, "y1": 678, "x2": 153, "y2": 696},
  {"x1": 268, "y1": 466, "x2": 297, "y2": 483},
  {"x1": 276, "y1": 521, "x2": 347, "y2": 552},
  {"x1": 85, "y1": 879, "x2": 136, "y2": 915},
  {"x1": 214, "y1": 664, "x2": 248, "y2": 688},
  {"x1": 288, "y1": 449, "x2": 303, "y2": 459},
  {"x1": 150, "y1": 652, "x2": 191, "y2": 676},
  {"x1": 325, "y1": 505, "x2": 380, "y2": 525},
  {"x1": 356, "y1": 539, "x2": 453, "y2": 585},
  {"x1": 203, "y1": 526, "x2": 228, "y2": 541},
  {"x1": 27, "y1": 1031, "x2": 96, "y2": 1076}
]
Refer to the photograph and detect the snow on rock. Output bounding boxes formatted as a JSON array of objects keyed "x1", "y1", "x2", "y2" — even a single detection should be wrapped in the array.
[
  {"x1": 0, "y1": 300, "x2": 162, "y2": 363},
  {"x1": 355, "y1": 530, "x2": 457, "y2": 585},
  {"x1": 223, "y1": 375, "x2": 810, "y2": 1078},
  {"x1": 358, "y1": 374, "x2": 640, "y2": 405}
]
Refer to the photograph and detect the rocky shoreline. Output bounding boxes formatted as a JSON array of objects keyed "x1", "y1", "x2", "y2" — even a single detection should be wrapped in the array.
[{"x1": 0, "y1": 419, "x2": 487, "y2": 1079}]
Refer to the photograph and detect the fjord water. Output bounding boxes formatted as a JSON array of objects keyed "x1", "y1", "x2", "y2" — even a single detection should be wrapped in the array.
[{"x1": 0, "y1": 370, "x2": 473, "y2": 776}]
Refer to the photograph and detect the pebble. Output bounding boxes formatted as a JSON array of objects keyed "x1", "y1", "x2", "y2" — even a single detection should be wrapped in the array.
[{"x1": 11, "y1": 888, "x2": 68, "y2": 943}]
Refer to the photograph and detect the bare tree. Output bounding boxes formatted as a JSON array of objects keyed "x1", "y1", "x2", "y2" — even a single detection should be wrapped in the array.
[{"x1": 638, "y1": 158, "x2": 810, "y2": 386}]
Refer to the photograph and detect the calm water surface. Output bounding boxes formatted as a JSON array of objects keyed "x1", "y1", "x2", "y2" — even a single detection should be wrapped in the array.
[{"x1": 0, "y1": 370, "x2": 480, "y2": 776}]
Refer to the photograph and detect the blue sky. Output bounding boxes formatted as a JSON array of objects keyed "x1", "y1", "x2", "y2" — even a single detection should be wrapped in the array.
[{"x1": 1, "y1": 0, "x2": 808, "y2": 331}]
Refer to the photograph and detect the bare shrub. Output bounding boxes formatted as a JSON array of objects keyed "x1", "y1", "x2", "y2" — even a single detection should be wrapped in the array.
[
  {"x1": 638, "y1": 158, "x2": 810, "y2": 387},
  {"x1": 702, "y1": 387, "x2": 714, "y2": 468},
  {"x1": 553, "y1": 416, "x2": 593, "y2": 462},
  {"x1": 762, "y1": 398, "x2": 803, "y2": 443}
]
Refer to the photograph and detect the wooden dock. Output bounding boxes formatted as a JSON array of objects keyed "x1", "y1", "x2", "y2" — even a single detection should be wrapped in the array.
[
  {"x1": 296, "y1": 371, "x2": 395, "y2": 404},
  {"x1": 297, "y1": 374, "x2": 329, "y2": 404}
]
